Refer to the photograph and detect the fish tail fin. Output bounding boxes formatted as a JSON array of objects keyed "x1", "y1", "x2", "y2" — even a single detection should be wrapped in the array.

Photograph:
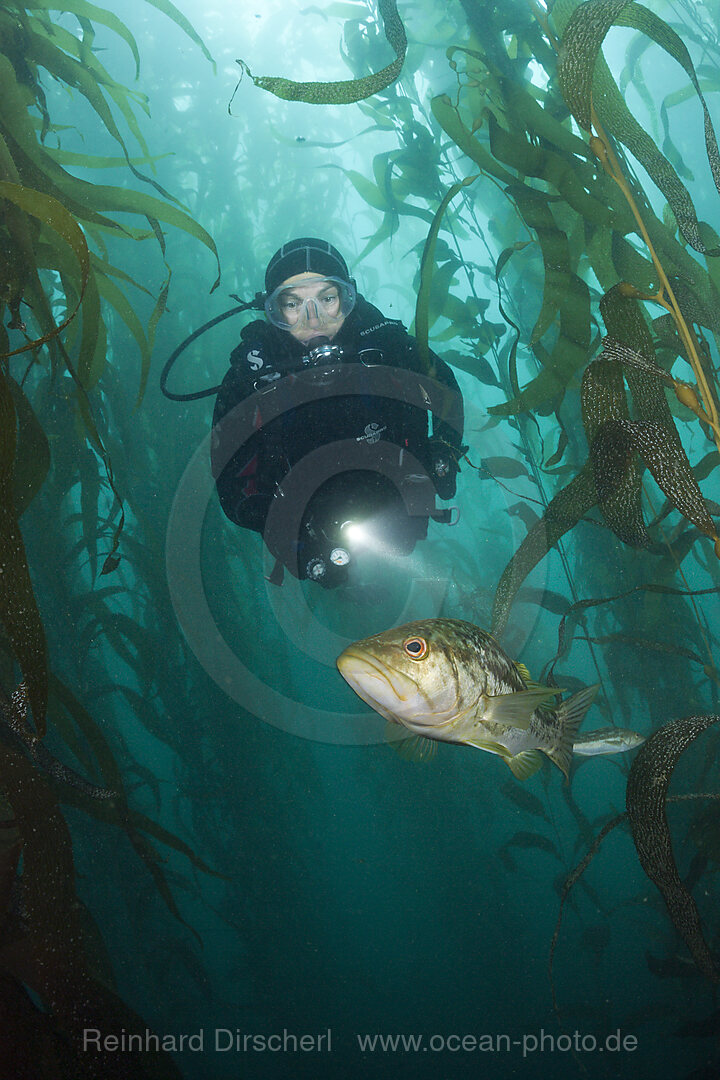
[{"x1": 545, "y1": 683, "x2": 600, "y2": 779}]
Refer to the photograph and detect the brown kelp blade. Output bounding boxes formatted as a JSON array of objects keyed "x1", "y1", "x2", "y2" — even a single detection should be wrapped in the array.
[
  {"x1": 415, "y1": 174, "x2": 479, "y2": 378},
  {"x1": 0, "y1": 181, "x2": 90, "y2": 358},
  {"x1": 626, "y1": 715, "x2": 720, "y2": 983},
  {"x1": 491, "y1": 464, "x2": 598, "y2": 634},
  {"x1": 235, "y1": 0, "x2": 405, "y2": 104},
  {"x1": 557, "y1": 0, "x2": 720, "y2": 255},
  {"x1": 591, "y1": 418, "x2": 716, "y2": 543},
  {"x1": 551, "y1": 728, "x2": 720, "y2": 1009}
]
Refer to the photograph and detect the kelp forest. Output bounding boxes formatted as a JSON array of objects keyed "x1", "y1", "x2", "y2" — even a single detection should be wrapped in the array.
[{"x1": 1, "y1": 0, "x2": 720, "y2": 1077}]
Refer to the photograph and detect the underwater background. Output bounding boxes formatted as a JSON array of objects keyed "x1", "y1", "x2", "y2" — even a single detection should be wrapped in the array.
[{"x1": 1, "y1": 0, "x2": 720, "y2": 1077}]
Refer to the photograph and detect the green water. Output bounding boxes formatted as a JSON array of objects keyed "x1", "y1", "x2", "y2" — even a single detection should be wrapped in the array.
[{"x1": 2, "y1": 1, "x2": 720, "y2": 1078}]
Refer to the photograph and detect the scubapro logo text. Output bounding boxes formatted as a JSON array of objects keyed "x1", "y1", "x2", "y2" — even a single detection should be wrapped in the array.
[{"x1": 356, "y1": 422, "x2": 387, "y2": 444}]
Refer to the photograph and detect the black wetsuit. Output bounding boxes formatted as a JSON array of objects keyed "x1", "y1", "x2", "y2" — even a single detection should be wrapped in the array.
[{"x1": 211, "y1": 294, "x2": 465, "y2": 578}]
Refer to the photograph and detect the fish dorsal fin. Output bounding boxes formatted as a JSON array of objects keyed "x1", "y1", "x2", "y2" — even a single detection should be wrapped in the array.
[
  {"x1": 514, "y1": 662, "x2": 532, "y2": 682},
  {"x1": 384, "y1": 723, "x2": 437, "y2": 763},
  {"x1": 484, "y1": 686, "x2": 561, "y2": 730},
  {"x1": 506, "y1": 749, "x2": 544, "y2": 781},
  {"x1": 513, "y1": 663, "x2": 564, "y2": 698}
]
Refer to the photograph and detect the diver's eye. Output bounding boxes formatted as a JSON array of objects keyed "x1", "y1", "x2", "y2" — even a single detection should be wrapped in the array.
[{"x1": 403, "y1": 637, "x2": 428, "y2": 660}]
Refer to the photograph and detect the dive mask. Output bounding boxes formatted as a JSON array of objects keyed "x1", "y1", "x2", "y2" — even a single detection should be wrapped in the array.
[{"x1": 264, "y1": 276, "x2": 356, "y2": 335}]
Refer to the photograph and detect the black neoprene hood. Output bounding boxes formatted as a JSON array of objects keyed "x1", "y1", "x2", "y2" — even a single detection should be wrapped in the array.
[{"x1": 264, "y1": 238, "x2": 351, "y2": 294}]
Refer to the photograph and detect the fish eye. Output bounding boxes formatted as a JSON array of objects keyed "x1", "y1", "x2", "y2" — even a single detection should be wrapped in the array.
[{"x1": 403, "y1": 636, "x2": 428, "y2": 660}]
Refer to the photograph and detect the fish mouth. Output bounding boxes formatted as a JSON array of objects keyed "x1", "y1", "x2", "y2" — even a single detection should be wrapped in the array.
[{"x1": 337, "y1": 648, "x2": 420, "y2": 720}]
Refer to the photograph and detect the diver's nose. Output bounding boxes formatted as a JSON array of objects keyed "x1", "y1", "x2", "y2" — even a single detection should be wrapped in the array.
[{"x1": 306, "y1": 299, "x2": 320, "y2": 324}]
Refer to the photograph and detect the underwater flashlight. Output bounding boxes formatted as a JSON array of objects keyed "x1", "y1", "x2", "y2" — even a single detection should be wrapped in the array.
[
  {"x1": 330, "y1": 547, "x2": 351, "y2": 567},
  {"x1": 340, "y1": 519, "x2": 370, "y2": 546}
]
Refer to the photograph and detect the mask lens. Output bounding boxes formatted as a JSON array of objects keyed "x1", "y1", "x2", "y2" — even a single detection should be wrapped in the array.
[{"x1": 264, "y1": 277, "x2": 355, "y2": 331}]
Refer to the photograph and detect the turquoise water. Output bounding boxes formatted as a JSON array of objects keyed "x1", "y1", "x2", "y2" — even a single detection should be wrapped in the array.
[{"x1": 4, "y1": 0, "x2": 720, "y2": 1078}]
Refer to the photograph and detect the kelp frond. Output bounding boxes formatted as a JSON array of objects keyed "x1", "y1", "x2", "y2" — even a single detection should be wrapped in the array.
[
  {"x1": 484, "y1": 0, "x2": 720, "y2": 631},
  {"x1": 0, "y1": 1, "x2": 225, "y2": 1062}
]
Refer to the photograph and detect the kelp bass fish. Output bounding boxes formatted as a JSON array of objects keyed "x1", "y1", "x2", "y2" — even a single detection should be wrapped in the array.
[{"x1": 337, "y1": 618, "x2": 643, "y2": 781}]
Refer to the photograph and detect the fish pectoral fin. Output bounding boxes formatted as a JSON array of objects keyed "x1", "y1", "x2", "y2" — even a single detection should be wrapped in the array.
[
  {"x1": 393, "y1": 734, "x2": 438, "y2": 763},
  {"x1": 506, "y1": 750, "x2": 544, "y2": 781},
  {"x1": 462, "y1": 738, "x2": 544, "y2": 780},
  {"x1": 484, "y1": 687, "x2": 561, "y2": 730},
  {"x1": 384, "y1": 723, "x2": 438, "y2": 763}
]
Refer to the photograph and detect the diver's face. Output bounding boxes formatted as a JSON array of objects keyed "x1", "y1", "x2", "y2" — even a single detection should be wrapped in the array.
[{"x1": 277, "y1": 272, "x2": 345, "y2": 341}]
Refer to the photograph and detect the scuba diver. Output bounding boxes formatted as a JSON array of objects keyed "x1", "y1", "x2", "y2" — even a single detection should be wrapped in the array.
[{"x1": 209, "y1": 237, "x2": 466, "y2": 587}]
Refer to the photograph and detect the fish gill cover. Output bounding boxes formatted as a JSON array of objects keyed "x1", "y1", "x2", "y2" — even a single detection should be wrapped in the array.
[{"x1": 0, "y1": 0, "x2": 720, "y2": 1078}]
